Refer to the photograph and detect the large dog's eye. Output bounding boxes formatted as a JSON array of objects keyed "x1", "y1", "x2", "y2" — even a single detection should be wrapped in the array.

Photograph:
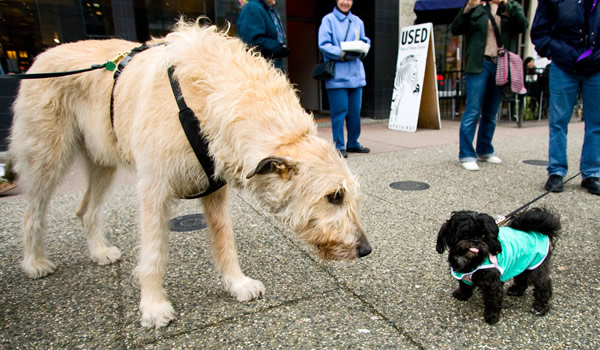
[{"x1": 327, "y1": 191, "x2": 343, "y2": 205}]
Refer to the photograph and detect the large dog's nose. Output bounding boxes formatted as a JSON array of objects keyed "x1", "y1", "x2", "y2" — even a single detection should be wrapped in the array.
[{"x1": 357, "y1": 240, "x2": 372, "y2": 258}]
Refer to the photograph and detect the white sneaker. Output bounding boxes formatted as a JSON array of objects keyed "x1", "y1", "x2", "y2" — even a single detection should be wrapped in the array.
[
  {"x1": 479, "y1": 156, "x2": 502, "y2": 164},
  {"x1": 461, "y1": 161, "x2": 479, "y2": 171}
]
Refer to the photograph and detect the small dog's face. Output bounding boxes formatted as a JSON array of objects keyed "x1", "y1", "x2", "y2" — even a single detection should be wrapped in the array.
[{"x1": 436, "y1": 211, "x2": 502, "y2": 273}]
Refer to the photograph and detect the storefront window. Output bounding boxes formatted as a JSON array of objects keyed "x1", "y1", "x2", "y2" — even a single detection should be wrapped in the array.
[{"x1": 0, "y1": 0, "x2": 243, "y2": 73}]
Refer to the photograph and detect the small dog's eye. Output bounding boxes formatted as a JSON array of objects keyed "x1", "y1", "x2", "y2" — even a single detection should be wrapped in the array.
[{"x1": 327, "y1": 192, "x2": 343, "y2": 205}]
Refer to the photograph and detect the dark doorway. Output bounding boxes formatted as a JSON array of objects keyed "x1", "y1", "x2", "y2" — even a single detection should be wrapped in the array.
[{"x1": 286, "y1": 2, "x2": 332, "y2": 115}]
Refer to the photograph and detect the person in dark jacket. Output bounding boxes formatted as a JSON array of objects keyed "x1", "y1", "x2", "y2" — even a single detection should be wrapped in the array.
[
  {"x1": 531, "y1": 0, "x2": 600, "y2": 195},
  {"x1": 450, "y1": 0, "x2": 528, "y2": 171},
  {"x1": 237, "y1": 0, "x2": 289, "y2": 70}
]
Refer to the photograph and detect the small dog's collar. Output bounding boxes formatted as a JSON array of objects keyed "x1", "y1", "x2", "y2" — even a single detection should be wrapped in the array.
[{"x1": 488, "y1": 254, "x2": 500, "y2": 270}]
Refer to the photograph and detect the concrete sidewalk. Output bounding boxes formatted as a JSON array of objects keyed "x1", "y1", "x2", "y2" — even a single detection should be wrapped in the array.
[{"x1": 1, "y1": 119, "x2": 598, "y2": 349}]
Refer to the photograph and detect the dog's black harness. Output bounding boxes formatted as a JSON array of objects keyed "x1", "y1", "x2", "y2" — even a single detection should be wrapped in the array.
[
  {"x1": 110, "y1": 42, "x2": 165, "y2": 130},
  {"x1": 110, "y1": 44, "x2": 226, "y2": 198},
  {"x1": 166, "y1": 66, "x2": 226, "y2": 198}
]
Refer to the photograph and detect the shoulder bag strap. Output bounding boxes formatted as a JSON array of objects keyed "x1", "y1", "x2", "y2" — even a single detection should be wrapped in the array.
[
  {"x1": 344, "y1": 18, "x2": 352, "y2": 41},
  {"x1": 483, "y1": 4, "x2": 505, "y2": 54}
]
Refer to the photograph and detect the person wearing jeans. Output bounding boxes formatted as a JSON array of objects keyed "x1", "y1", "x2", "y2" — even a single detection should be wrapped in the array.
[
  {"x1": 451, "y1": 0, "x2": 528, "y2": 171},
  {"x1": 327, "y1": 87, "x2": 363, "y2": 156},
  {"x1": 318, "y1": 0, "x2": 370, "y2": 158},
  {"x1": 459, "y1": 59, "x2": 505, "y2": 166},
  {"x1": 531, "y1": 0, "x2": 600, "y2": 195}
]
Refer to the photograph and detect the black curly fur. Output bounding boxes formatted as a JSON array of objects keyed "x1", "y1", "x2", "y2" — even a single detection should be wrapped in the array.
[
  {"x1": 507, "y1": 207, "x2": 560, "y2": 246},
  {"x1": 436, "y1": 207, "x2": 560, "y2": 324}
]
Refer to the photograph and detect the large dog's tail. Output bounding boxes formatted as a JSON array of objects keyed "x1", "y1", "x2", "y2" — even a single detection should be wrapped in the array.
[{"x1": 507, "y1": 207, "x2": 560, "y2": 245}]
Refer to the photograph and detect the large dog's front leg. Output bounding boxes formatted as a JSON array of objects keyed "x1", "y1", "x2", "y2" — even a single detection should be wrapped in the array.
[
  {"x1": 135, "y1": 185, "x2": 176, "y2": 328},
  {"x1": 202, "y1": 186, "x2": 265, "y2": 302}
]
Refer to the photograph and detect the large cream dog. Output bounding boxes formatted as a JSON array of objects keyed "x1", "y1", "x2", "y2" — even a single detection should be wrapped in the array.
[{"x1": 8, "y1": 20, "x2": 371, "y2": 328}]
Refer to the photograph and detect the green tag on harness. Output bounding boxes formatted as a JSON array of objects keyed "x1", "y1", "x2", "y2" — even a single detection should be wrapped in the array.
[{"x1": 105, "y1": 61, "x2": 116, "y2": 71}]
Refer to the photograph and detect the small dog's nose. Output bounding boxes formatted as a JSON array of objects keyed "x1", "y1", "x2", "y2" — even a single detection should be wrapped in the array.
[{"x1": 357, "y1": 242, "x2": 372, "y2": 258}]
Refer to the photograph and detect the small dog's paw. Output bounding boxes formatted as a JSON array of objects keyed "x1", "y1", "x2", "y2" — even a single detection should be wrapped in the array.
[
  {"x1": 22, "y1": 258, "x2": 56, "y2": 279},
  {"x1": 140, "y1": 300, "x2": 176, "y2": 328},
  {"x1": 531, "y1": 305, "x2": 549, "y2": 316},
  {"x1": 452, "y1": 288, "x2": 471, "y2": 301},
  {"x1": 484, "y1": 314, "x2": 500, "y2": 325},
  {"x1": 91, "y1": 246, "x2": 122, "y2": 265},
  {"x1": 507, "y1": 285, "x2": 526, "y2": 296},
  {"x1": 224, "y1": 276, "x2": 265, "y2": 302}
]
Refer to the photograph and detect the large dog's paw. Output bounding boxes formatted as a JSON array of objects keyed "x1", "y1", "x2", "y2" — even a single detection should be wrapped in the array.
[
  {"x1": 140, "y1": 300, "x2": 176, "y2": 328},
  {"x1": 90, "y1": 246, "x2": 122, "y2": 265},
  {"x1": 224, "y1": 276, "x2": 265, "y2": 302},
  {"x1": 22, "y1": 258, "x2": 56, "y2": 279}
]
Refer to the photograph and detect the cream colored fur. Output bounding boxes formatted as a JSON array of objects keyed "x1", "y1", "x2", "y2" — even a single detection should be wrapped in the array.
[{"x1": 9, "y1": 19, "x2": 370, "y2": 328}]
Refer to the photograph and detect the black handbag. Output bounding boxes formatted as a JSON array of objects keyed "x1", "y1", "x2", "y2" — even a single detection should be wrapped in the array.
[
  {"x1": 312, "y1": 21, "x2": 352, "y2": 81},
  {"x1": 312, "y1": 60, "x2": 335, "y2": 80}
]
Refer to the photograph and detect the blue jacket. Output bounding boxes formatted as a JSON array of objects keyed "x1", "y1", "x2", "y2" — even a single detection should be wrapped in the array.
[
  {"x1": 318, "y1": 7, "x2": 370, "y2": 89},
  {"x1": 237, "y1": 0, "x2": 287, "y2": 69},
  {"x1": 531, "y1": 0, "x2": 600, "y2": 75}
]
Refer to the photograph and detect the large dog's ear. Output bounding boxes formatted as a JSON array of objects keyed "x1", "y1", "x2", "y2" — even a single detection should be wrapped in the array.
[
  {"x1": 436, "y1": 222, "x2": 449, "y2": 254},
  {"x1": 477, "y1": 214, "x2": 502, "y2": 255},
  {"x1": 246, "y1": 157, "x2": 297, "y2": 181}
]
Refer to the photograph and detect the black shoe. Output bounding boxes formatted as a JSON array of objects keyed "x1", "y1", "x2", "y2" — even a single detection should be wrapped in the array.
[
  {"x1": 346, "y1": 146, "x2": 370, "y2": 153},
  {"x1": 544, "y1": 175, "x2": 563, "y2": 192},
  {"x1": 338, "y1": 149, "x2": 348, "y2": 158},
  {"x1": 581, "y1": 177, "x2": 600, "y2": 195}
]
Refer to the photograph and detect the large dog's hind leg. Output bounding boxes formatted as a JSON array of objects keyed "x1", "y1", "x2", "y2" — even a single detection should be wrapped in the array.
[
  {"x1": 135, "y1": 181, "x2": 176, "y2": 328},
  {"x1": 76, "y1": 159, "x2": 121, "y2": 265},
  {"x1": 202, "y1": 186, "x2": 265, "y2": 302},
  {"x1": 22, "y1": 190, "x2": 57, "y2": 279},
  {"x1": 19, "y1": 126, "x2": 76, "y2": 278}
]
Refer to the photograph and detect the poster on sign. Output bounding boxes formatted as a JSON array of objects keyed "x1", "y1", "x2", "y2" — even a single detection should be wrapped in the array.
[{"x1": 389, "y1": 22, "x2": 440, "y2": 132}]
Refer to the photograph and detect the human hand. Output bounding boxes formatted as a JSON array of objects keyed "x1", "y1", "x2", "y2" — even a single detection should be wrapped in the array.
[
  {"x1": 279, "y1": 45, "x2": 290, "y2": 57},
  {"x1": 467, "y1": 0, "x2": 481, "y2": 7},
  {"x1": 343, "y1": 51, "x2": 361, "y2": 61}
]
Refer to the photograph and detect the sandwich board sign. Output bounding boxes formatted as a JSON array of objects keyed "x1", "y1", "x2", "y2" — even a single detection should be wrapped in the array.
[{"x1": 389, "y1": 23, "x2": 441, "y2": 132}]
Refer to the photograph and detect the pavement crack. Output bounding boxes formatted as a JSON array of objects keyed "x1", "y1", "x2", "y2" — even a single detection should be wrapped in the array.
[
  {"x1": 319, "y1": 266, "x2": 427, "y2": 350},
  {"x1": 138, "y1": 290, "x2": 339, "y2": 348}
]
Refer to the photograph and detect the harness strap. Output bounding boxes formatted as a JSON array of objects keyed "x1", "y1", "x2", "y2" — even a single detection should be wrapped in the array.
[
  {"x1": 110, "y1": 42, "x2": 165, "y2": 130},
  {"x1": 167, "y1": 65, "x2": 226, "y2": 198}
]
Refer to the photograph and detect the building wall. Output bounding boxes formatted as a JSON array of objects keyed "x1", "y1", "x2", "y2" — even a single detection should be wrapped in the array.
[
  {"x1": 399, "y1": 0, "x2": 417, "y2": 29},
  {"x1": 361, "y1": 0, "x2": 400, "y2": 119}
]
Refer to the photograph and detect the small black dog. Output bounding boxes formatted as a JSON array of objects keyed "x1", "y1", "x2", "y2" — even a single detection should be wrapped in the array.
[{"x1": 436, "y1": 207, "x2": 560, "y2": 324}]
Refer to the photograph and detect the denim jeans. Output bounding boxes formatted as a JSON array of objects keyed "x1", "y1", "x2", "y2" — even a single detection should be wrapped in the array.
[
  {"x1": 548, "y1": 63, "x2": 600, "y2": 178},
  {"x1": 327, "y1": 87, "x2": 363, "y2": 150},
  {"x1": 459, "y1": 60, "x2": 504, "y2": 162}
]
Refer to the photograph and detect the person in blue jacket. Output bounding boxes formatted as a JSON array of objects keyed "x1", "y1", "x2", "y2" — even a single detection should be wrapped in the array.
[
  {"x1": 237, "y1": 0, "x2": 289, "y2": 71},
  {"x1": 531, "y1": 0, "x2": 600, "y2": 195},
  {"x1": 318, "y1": 0, "x2": 370, "y2": 158}
]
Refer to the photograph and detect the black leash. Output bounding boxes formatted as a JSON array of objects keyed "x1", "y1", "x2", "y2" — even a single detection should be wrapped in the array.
[
  {"x1": 167, "y1": 65, "x2": 227, "y2": 198},
  {"x1": 0, "y1": 64, "x2": 108, "y2": 79},
  {"x1": 0, "y1": 42, "x2": 164, "y2": 81},
  {"x1": 495, "y1": 161, "x2": 600, "y2": 225}
]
